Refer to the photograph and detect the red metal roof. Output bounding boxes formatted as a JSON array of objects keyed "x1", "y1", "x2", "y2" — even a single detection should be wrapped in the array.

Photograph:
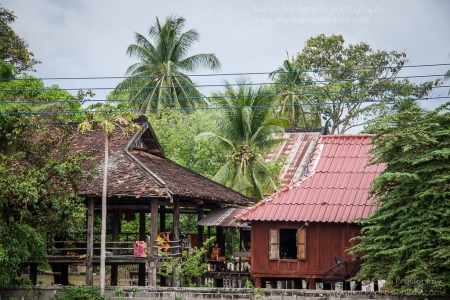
[{"x1": 236, "y1": 134, "x2": 385, "y2": 223}]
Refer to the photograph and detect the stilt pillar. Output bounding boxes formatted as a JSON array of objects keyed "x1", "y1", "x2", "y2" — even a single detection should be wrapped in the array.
[{"x1": 85, "y1": 197, "x2": 94, "y2": 286}]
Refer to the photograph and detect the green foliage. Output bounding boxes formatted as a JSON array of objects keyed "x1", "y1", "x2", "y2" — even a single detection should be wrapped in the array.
[
  {"x1": 294, "y1": 34, "x2": 440, "y2": 133},
  {"x1": 147, "y1": 110, "x2": 225, "y2": 178},
  {"x1": 0, "y1": 5, "x2": 41, "y2": 74},
  {"x1": 349, "y1": 102, "x2": 450, "y2": 291},
  {"x1": 247, "y1": 280, "x2": 264, "y2": 300},
  {"x1": 0, "y1": 223, "x2": 47, "y2": 285},
  {"x1": 0, "y1": 75, "x2": 94, "y2": 122},
  {"x1": 157, "y1": 237, "x2": 214, "y2": 287},
  {"x1": 269, "y1": 52, "x2": 321, "y2": 128},
  {"x1": 114, "y1": 288, "x2": 123, "y2": 295},
  {"x1": 0, "y1": 120, "x2": 95, "y2": 286},
  {"x1": 115, "y1": 15, "x2": 220, "y2": 112},
  {"x1": 196, "y1": 78, "x2": 289, "y2": 200},
  {"x1": 49, "y1": 284, "x2": 108, "y2": 300}
]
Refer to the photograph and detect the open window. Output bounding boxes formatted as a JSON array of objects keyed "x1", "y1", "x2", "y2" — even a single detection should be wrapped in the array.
[{"x1": 269, "y1": 228, "x2": 306, "y2": 260}]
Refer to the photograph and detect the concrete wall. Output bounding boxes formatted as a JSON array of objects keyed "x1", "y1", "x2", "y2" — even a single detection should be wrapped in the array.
[{"x1": 0, "y1": 286, "x2": 445, "y2": 300}]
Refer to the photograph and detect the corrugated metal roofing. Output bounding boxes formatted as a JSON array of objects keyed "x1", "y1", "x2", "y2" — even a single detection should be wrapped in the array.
[
  {"x1": 236, "y1": 134, "x2": 385, "y2": 223},
  {"x1": 264, "y1": 132, "x2": 321, "y2": 185},
  {"x1": 197, "y1": 207, "x2": 250, "y2": 228}
]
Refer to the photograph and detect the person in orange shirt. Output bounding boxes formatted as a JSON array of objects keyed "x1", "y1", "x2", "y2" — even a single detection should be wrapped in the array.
[
  {"x1": 210, "y1": 241, "x2": 226, "y2": 261},
  {"x1": 156, "y1": 231, "x2": 170, "y2": 253}
]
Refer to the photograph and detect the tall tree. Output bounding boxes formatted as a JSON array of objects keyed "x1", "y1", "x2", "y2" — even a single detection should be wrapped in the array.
[
  {"x1": 115, "y1": 15, "x2": 220, "y2": 112},
  {"x1": 0, "y1": 6, "x2": 40, "y2": 74},
  {"x1": 269, "y1": 52, "x2": 321, "y2": 128},
  {"x1": 196, "y1": 78, "x2": 289, "y2": 201},
  {"x1": 295, "y1": 34, "x2": 440, "y2": 134},
  {"x1": 349, "y1": 103, "x2": 450, "y2": 291},
  {"x1": 78, "y1": 104, "x2": 139, "y2": 295}
]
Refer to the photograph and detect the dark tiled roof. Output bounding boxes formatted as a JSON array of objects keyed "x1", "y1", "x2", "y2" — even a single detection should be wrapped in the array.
[
  {"x1": 236, "y1": 134, "x2": 385, "y2": 223},
  {"x1": 72, "y1": 122, "x2": 252, "y2": 205},
  {"x1": 72, "y1": 126, "x2": 164, "y2": 197},
  {"x1": 131, "y1": 150, "x2": 251, "y2": 205}
]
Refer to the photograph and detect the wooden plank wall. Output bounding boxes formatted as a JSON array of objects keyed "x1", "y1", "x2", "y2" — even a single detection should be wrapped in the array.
[{"x1": 251, "y1": 221, "x2": 361, "y2": 278}]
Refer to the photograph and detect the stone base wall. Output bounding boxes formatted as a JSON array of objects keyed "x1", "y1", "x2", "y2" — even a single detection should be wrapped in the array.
[{"x1": 0, "y1": 286, "x2": 445, "y2": 300}]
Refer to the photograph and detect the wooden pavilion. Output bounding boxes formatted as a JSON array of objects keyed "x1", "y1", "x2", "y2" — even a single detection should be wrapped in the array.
[{"x1": 42, "y1": 117, "x2": 252, "y2": 286}]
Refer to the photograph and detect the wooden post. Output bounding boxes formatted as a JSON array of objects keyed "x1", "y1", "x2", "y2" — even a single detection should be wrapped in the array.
[
  {"x1": 160, "y1": 206, "x2": 166, "y2": 232},
  {"x1": 30, "y1": 263, "x2": 37, "y2": 285},
  {"x1": 197, "y1": 208, "x2": 205, "y2": 287},
  {"x1": 110, "y1": 264, "x2": 118, "y2": 286},
  {"x1": 293, "y1": 278, "x2": 303, "y2": 289},
  {"x1": 255, "y1": 277, "x2": 261, "y2": 288},
  {"x1": 197, "y1": 208, "x2": 204, "y2": 248},
  {"x1": 307, "y1": 278, "x2": 316, "y2": 290},
  {"x1": 172, "y1": 196, "x2": 180, "y2": 287},
  {"x1": 60, "y1": 265, "x2": 69, "y2": 285},
  {"x1": 110, "y1": 209, "x2": 119, "y2": 286},
  {"x1": 138, "y1": 210, "x2": 146, "y2": 286},
  {"x1": 216, "y1": 226, "x2": 224, "y2": 250},
  {"x1": 148, "y1": 199, "x2": 158, "y2": 286},
  {"x1": 112, "y1": 209, "x2": 119, "y2": 255},
  {"x1": 86, "y1": 197, "x2": 94, "y2": 286},
  {"x1": 159, "y1": 205, "x2": 167, "y2": 286},
  {"x1": 270, "y1": 279, "x2": 277, "y2": 289}
]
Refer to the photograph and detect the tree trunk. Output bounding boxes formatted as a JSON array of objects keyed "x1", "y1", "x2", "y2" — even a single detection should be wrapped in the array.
[{"x1": 100, "y1": 135, "x2": 109, "y2": 295}]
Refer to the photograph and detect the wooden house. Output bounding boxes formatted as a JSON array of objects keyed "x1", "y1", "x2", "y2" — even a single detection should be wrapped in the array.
[
  {"x1": 42, "y1": 117, "x2": 252, "y2": 286},
  {"x1": 235, "y1": 134, "x2": 385, "y2": 289}
]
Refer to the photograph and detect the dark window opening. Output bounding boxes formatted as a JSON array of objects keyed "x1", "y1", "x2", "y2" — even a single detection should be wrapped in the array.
[{"x1": 279, "y1": 229, "x2": 297, "y2": 259}]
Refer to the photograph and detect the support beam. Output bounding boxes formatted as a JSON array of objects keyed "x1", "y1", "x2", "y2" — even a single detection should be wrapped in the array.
[
  {"x1": 172, "y1": 196, "x2": 180, "y2": 287},
  {"x1": 160, "y1": 206, "x2": 167, "y2": 287},
  {"x1": 139, "y1": 210, "x2": 146, "y2": 286},
  {"x1": 85, "y1": 197, "x2": 94, "y2": 286},
  {"x1": 148, "y1": 199, "x2": 158, "y2": 286},
  {"x1": 197, "y1": 209, "x2": 204, "y2": 249},
  {"x1": 112, "y1": 209, "x2": 120, "y2": 255},
  {"x1": 307, "y1": 278, "x2": 317, "y2": 290},
  {"x1": 192, "y1": 198, "x2": 204, "y2": 205},
  {"x1": 197, "y1": 208, "x2": 205, "y2": 287}
]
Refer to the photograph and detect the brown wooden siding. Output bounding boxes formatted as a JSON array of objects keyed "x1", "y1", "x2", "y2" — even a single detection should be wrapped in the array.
[{"x1": 250, "y1": 221, "x2": 361, "y2": 279}]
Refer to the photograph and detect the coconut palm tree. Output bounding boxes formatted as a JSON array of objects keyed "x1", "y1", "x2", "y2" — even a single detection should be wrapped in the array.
[
  {"x1": 269, "y1": 53, "x2": 321, "y2": 128},
  {"x1": 196, "y1": 78, "x2": 289, "y2": 201},
  {"x1": 116, "y1": 15, "x2": 221, "y2": 112}
]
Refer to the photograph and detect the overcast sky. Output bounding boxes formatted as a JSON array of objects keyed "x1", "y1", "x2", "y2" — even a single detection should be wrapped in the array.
[{"x1": 3, "y1": 0, "x2": 450, "y2": 124}]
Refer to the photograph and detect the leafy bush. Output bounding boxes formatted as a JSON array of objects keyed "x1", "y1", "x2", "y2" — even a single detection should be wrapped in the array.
[{"x1": 49, "y1": 284, "x2": 108, "y2": 300}]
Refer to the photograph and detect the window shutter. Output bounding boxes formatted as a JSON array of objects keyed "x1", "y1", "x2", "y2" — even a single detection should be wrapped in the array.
[
  {"x1": 297, "y1": 228, "x2": 306, "y2": 260},
  {"x1": 269, "y1": 229, "x2": 279, "y2": 260}
]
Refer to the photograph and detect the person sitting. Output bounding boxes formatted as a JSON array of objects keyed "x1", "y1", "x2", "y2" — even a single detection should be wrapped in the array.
[
  {"x1": 156, "y1": 231, "x2": 170, "y2": 253},
  {"x1": 210, "y1": 241, "x2": 226, "y2": 261}
]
